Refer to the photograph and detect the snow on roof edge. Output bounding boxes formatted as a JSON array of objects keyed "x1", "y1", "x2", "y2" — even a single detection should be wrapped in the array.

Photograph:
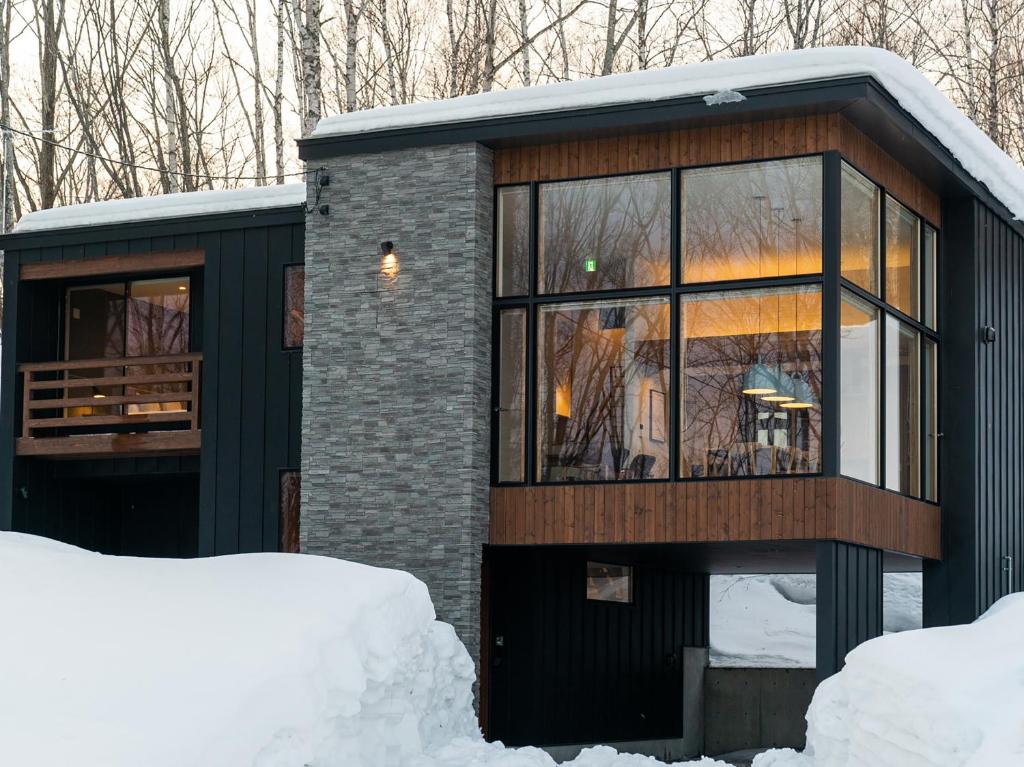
[
  {"x1": 312, "y1": 46, "x2": 1024, "y2": 222},
  {"x1": 12, "y1": 183, "x2": 306, "y2": 234}
]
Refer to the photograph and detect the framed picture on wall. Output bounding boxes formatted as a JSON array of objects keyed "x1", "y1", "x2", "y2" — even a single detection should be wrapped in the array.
[{"x1": 649, "y1": 389, "x2": 666, "y2": 443}]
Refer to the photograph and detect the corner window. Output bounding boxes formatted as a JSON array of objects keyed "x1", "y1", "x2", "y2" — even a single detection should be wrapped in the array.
[
  {"x1": 885, "y1": 317, "x2": 921, "y2": 496},
  {"x1": 497, "y1": 186, "x2": 530, "y2": 297},
  {"x1": 283, "y1": 264, "x2": 305, "y2": 349},
  {"x1": 586, "y1": 562, "x2": 633, "y2": 603},
  {"x1": 497, "y1": 309, "x2": 527, "y2": 482},
  {"x1": 840, "y1": 291, "x2": 880, "y2": 484},
  {"x1": 923, "y1": 338, "x2": 938, "y2": 502},
  {"x1": 537, "y1": 297, "x2": 670, "y2": 482},
  {"x1": 280, "y1": 470, "x2": 301, "y2": 553},
  {"x1": 840, "y1": 163, "x2": 881, "y2": 295},
  {"x1": 681, "y1": 157, "x2": 822, "y2": 283},
  {"x1": 922, "y1": 225, "x2": 938, "y2": 330},
  {"x1": 538, "y1": 173, "x2": 670, "y2": 294},
  {"x1": 680, "y1": 286, "x2": 822, "y2": 477},
  {"x1": 885, "y1": 197, "x2": 919, "y2": 319}
]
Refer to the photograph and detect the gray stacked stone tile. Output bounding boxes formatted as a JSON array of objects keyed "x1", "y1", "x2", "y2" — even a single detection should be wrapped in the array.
[{"x1": 301, "y1": 143, "x2": 493, "y2": 664}]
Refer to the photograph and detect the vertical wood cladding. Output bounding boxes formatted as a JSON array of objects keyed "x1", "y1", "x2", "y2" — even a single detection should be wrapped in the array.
[
  {"x1": 0, "y1": 217, "x2": 304, "y2": 555},
  {"x1": 493, "y1": 113, "x2": 940, "y2": 226},
  {"x1": 490, "y1": 478, "x2": 941, "y2": 559},
  {"x1": 486, "y1": 545, "x2": 708, "y2": 747},
  {"x1": 816, "y1": 541, "x2": 882, "y2": 680}
]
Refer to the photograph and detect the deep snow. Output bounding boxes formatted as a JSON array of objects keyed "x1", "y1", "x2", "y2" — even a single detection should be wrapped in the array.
[
  {"x1": 0, "y1": 533, "x2": 729, "y2": 767},
  {"x1": 710, "y1": 573, "x2": 922, "y2": 667},
  {"x1": 12, "y1": 183, "x2": 306, "y2": 232},
  {"x1": 311, "y1": 47, "x2": 1024, "y2": 222},
  {"x1": 752, "y1": 594, "x2": 1024, "y2": 767}
]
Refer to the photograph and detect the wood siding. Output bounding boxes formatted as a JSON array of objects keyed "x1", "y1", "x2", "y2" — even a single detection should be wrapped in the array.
[
  {"x1": 490, "y1": 477, "x2": 941, "y2": 559},
  {"x1": 494, "y1": 113, "x2": 941, "y2": 226}
]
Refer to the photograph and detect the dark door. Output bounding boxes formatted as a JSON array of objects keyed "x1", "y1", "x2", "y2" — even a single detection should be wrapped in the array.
[{"x1": 487, "y1": 547, "x2": 705, "y2": 747}]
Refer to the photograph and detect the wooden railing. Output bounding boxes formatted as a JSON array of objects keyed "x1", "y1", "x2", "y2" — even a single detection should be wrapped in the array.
[{"x1": 20, "y1": 353, "x2": 202, "y2": 440}]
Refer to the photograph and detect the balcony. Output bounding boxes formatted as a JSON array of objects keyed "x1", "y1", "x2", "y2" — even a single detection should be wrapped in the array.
[{"x1": 17, "y1": 353, "x2": 202, "y2": 458}]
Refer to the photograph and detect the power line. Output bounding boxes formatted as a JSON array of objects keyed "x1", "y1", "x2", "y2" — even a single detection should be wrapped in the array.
[{"x1": 0, "y1": 122, "x2": 308, "y2": 183}]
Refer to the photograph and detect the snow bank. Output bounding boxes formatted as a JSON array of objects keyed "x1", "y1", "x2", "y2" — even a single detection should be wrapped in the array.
[
  {"x1": 0, "y1": 533, "x2": 729, "y2": 767},
  {"x1": 710, "y1": 573, "x2": 921, "y2": 668},
  {"x1": 12, "y1": 183, "x2": 306, "y2": 232},
  {"x1": 312, "y1": 47, "x2": 1024, "y2": 222},
  {"x1": 753, "y1": 594, "x2": 1024, "y2": 767}
]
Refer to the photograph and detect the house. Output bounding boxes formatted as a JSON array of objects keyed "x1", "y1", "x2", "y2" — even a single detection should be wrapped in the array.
[{"x1": 2, "y1": 47, "x2": 1023, "y2": 759}]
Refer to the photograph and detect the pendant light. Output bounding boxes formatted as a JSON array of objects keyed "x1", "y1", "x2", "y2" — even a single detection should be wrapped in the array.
[
  {"x1": 760, "y1": 365, "x2": 795, "y2": 403},
  {"x1": 781, "y1": 375, "x2": 816, "y2": 409},
  {"x1": 742, "y1": 359, "x2": 778, "y2": 396}
]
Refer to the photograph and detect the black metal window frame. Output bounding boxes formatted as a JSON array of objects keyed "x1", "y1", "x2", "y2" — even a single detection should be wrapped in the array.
[
  {"x1": 491, "y1": 150, "x2": 939, "y2": 504},
  {"x1": 837, "y1": 157, "x2": 941, "y2": 504}
]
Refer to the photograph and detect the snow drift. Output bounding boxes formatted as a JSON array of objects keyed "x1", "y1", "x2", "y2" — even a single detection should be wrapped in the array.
[
  {"x1": 753, "y1": 594, "x2": 1024, "y2": 767},
  {"x1": 0, "y1": 533, "x2": 728, "y2": 767}
]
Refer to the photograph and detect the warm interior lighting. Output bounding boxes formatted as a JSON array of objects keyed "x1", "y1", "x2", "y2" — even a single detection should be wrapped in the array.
[
  {"x1": 555, "y1": 383, "x2": 572, "y2": 418},
  {"x1": 742, "y1": 361, "x2": 778, "y2": 396},
  {"x1": 177, "y1": 285, "x2": 188, "y2": 291},
  {"x1": 92, "y1": 393, "x2": 106, "y2": 399},
  {"x1": 761, "y1": 394, "x2": 795, "y2": 402},
  {"x1": 780, "y1": 401, "x2": 813, "y2": 409},
  {"x1": 379, "y1": 241, "x2": 399, "y2": 281}
]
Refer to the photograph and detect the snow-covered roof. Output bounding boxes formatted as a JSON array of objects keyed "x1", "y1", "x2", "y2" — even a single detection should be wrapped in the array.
[
  {"x1": 12, "y1": 183, "x2": 306, "y2": 233},
  {"x1": 313, "y1": 47, "x2": 1024, "y2": 222}
]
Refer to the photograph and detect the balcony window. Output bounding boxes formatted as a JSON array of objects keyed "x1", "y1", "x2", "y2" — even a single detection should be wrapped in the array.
[
  {"x1": 840, "y1": 291, "x2": 880, "y2": 484},
  {"x1": 284, "y1": 264, "x2": 305, "y2": 349},
  {"x1": 681, "y1": 157, "x2": 822, "y2": 284},
  {"x1": 841, "y1": 163, "x2": 881, "y2": 295},
  {"x1": 885, "y1": 197, "x2": 920, "y2": 319},
  {"x1": 538, "y1": 173, "x2": 670, "y2": 294},
  {"x1": 885, "y1": 317, "x2": 921, "y2": 496},
  {"x1": 497, "y1": 309, "x2": 527, "y2": 482},
  {"x1": 537, "y1": 297, "x2": 670, "y2": 481},
  {"x1": 680, "y1": 286, "x2": 822, "y2": 478},
  {"x1": 497, "y1": 186, "x2": 530, "y2": 297}
]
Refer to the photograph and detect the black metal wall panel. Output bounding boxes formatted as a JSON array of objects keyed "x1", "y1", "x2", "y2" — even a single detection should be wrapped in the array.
[
  {"x1": 487, "y1": 546, "x2": 708, "y2": 748},
  {"x1": 0, "y1": 212, "x2": 304, "y2": 556},
  {"x1": 816, "y1": 541, "x2": 882, "y2": 680}
]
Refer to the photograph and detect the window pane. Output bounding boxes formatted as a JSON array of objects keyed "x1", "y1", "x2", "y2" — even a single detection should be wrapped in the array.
[
  {"x1": 680, "y1": 286, "x2": 822, "y2": 478},
  {"x1": 885, "y1": 317, "x2": 920, "y2": 495},
  {"x1": 923, "y1": 225, "x2": 937, "y2": 329},
  {"x1": 538, "y1": 173, "x2": 670, "y2": 294},
  {"x1": 841, "y1": 292, "x2": 880, "y2": 484},
  {"x1": 841, "y1": 163, "x2": 881, "y2": 294},
  {"x1": 681, "y1": 157, "x2": 822, "y2": 284},
  {"x1": 497, "y1": 186, "x2": 530, "y2": 296},
  {"x1": 65, "y1": 283, "x2": 126, "y2": 413},
  {"x1": 885, "y1": 197, "x2": 919, "y2": 318},
  {"x1": 125, "y1": 277, "x2": 192, "y2": 414},
  {"x1": 284, "y1": 265, "x2": 305, "y2": 348},
  {"x1": 586, "y1": 562, "x2": 632, "y2": 603},
  {"x1": 280, "y1": 470, "x2": 301, "y2": 553},
  {"x1": 498, "y1": 309, "x2": 527, "y2": 482},
  {"x1": 537, "y1": 298, "x2": 670, "y2": 482},
  {"x1": 923, "y1": 339, "x2": 938, "y2": 502}
]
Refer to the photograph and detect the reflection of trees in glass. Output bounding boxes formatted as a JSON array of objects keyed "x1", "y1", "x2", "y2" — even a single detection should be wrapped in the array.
[
  {"x1": 682, "y1": 158, "x2": 822, "y2": 283},
  {"x1": 497, "y1": 187, "x2": 530, "y2": 296},
  {"x1": 841, "y1": 163, "x2": 881, "y2": 294},
  {"x1": 885, "y1": 197, "x2": 920, "y2": 319},
  {"x1": 498, "y1": 310, "x2": 526, "y2": 482},
  {"x1": 539, "y1": 173, "x2": 670, "y2": 294},
  {"x1": 284, "y1": 265, "x2": 305, "y2": 348},
  {"x1": 538, "y1": 299, "x2": 669, "y2": 481},
  {"x1": 680, "y1": 288, "x2": 822, "y2": 477},
  {"x1": 125, "y1": 278, "x2": 191, "y2": 413}
]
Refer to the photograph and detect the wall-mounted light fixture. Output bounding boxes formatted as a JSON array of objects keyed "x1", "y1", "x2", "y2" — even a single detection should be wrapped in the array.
[{"x1": 379, "y1": 241, "x2": 399, "y2": 282}]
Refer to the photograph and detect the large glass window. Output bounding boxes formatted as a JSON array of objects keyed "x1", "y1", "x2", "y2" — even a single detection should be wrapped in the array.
[
  {"x1": 538, "y1": 173, "x2": 670, "y2": 294},
  {"x1": 840, "y1": 292, "x2": 880, "y2": 484},
  {"x1": 680, "y1": 286, "x2": 822, "y2": 478},
  {"x1": 885, "y1": 317, "x2": 920, "y2": 496},
  {"x1": 841, "y1": 163, "x2": 881, "y2": 294},
  {"x1": 923, "y1": 338, "x2": 938, "y2": 502},
  {"x1": 497, "y1": 186, "x2": 530, "y2": 296},
  {"x1": 885, "y1": 197, "x2": 919, "y2": 319},
  {"x1": 537, "y1": 297, "x2": 670, "y2": 481},
  {"x1": 497, "y1": 309, "x2": 527, "y2": 482},
  {"x1": 681, "y1": 157, "x2": 822, "y2": 284}
]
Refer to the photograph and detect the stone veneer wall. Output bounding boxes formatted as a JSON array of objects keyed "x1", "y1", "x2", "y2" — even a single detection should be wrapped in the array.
[{"x1": 301, "y1": 143, "x2": 494, "y2": 662}]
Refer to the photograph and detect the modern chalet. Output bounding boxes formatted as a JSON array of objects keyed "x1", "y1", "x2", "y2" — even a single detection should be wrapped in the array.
[{"x1": 2, "y1": 47, "x2": 1023, "y2": 759}]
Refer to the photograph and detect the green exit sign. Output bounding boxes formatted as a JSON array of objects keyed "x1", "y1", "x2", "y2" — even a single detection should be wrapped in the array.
[{"x1": 584, "y1": 258, "x2": 597, "y2": 272}]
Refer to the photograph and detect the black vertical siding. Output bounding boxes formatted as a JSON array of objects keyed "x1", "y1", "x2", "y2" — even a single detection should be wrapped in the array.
[
  {"x1": 487, "y1": 546, "x2": 708, "y2": 747},
  {"x1": 816, "y1": 541, "x2": 882, "y2": 680},
  {"x1": 0, "y1": 211, "x2": 304, "y2": 556}
]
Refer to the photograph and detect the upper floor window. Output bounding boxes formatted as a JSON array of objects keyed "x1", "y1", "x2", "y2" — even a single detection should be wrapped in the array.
[
  {"x1": 885, "y1": 197, "x2": 920, "y2": 319},
  {"x1": 497, "y1": 186, "x2": 530, "y2": 297},
  {"x1": 840, "y1": 164, "x2": 881, "y2": 295},
  {"x1": 681, "y1": 157, "x2": 822, "y2": 283},
  {"x1": 283, "y1": 264, "x2": 305, "y2": 349},
  {"x1": 538, "y1": 173, "x2": 670, "y2": 294}
]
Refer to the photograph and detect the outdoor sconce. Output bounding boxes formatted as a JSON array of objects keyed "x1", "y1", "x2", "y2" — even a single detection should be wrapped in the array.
[{"x1": 379, "y1": 241, "x2": 399, "y2": 282}]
